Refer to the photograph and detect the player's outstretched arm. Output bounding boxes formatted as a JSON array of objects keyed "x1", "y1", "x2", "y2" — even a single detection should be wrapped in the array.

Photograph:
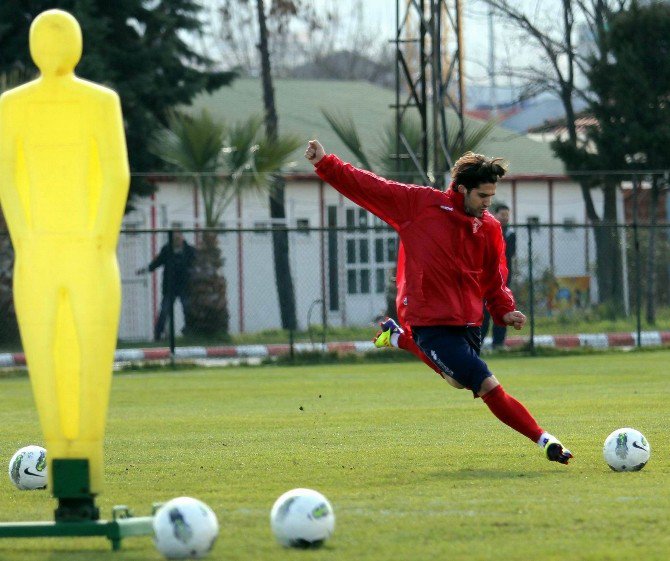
[
  {"x1": 305, "y1": 138, "x2": 419, "y2": 230},
  {"x1": 304, "y1": 139, "x2": 326, "y2": 165}
]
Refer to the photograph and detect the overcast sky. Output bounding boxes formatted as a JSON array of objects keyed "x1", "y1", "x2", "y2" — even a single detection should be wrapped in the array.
[
  {"x1": 309, "y1": 0, "x2": 545, "y2": 87},
  {"x1": 203, "y1": 0, "x2": 556, "y2": 92}
]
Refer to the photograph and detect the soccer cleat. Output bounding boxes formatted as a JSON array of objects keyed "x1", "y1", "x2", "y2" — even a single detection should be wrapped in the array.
[
  {"x1": 373, "y1": 317, "x2": 403, "y2": 348},
  {"x1": 544, "y1": 439, "x2": 574, "y2": 465}
]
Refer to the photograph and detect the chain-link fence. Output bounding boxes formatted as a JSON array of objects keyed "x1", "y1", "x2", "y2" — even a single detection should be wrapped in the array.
[
  {"x1": 514, "y1": 222, "x2": 670, "y2": 350},
  {"x1": 113, "y1": 225, "x2": 398, "y2": 345},
  {"x1": 1, "y1": 221, "x2": 669, "y2": 355}
]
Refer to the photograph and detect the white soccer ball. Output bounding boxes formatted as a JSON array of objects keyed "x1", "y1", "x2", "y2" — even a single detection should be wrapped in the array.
[
  {"x1": 8, "y1": 445, "x2": 48, "y2": 490},
  {"x1": 603, "y1": 427, "x2": 651, "y2": 472},
  {"x1": 270, "y1": 488, "x2": 335, "y2": 548},
  {"x1": 152, "y1": 497, "x2": 219, "y2": 559}
]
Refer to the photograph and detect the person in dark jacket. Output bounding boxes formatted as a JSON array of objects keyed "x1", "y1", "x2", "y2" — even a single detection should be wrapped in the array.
[
  {"x1": 481, "y1": 203, "x2": 516, "y2": 348},
  {"x1": 305, "y1": 139, "x2": 573, "y2": 466},
  {"x1": 137, "y1": 228, "x2": 196, "y2": 341}
]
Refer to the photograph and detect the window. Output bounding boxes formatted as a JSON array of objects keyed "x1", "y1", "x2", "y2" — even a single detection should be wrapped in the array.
[
  {"x1": 347, "y1": 269, "x2": 357, "y2": 294},
  {"x1": 346, "y1": 239, "x2": 356, "y2": 264},
  {"x1": 359, "y1": 239, "x2": 369, "y2": 263},
  {"x1": 386, "y1": 237, "x2": 396, "y2": 261},
  {"x1": 375, "y1": 268, "x2": 386, "y2": 293},
  {"x1": 375, "y1": 239, "x2": 384, "y2": 262},
  {"x1": 360, "y1": 269, "x2": 370, "y2": 294},
  {"x1": 343, "y1": 206, "x2": 397, "y2": 296},
  {"x1": 358, "y1": 209, "x2": 368, "y2": 232},
  {"x1": 296, "y1": 218, "x2": 310, "y2": 234},
  {"x1": 346, "y1": 208, "x2": 356, "y2": 232},
  {"x1": 327, "y1": 206, "x2": 339, "y2": 311}
]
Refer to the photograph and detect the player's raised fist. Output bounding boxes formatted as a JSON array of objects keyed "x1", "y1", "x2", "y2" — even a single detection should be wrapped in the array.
[{"x1": 305, "y1": 140, "x2": 325, "y2": 164}]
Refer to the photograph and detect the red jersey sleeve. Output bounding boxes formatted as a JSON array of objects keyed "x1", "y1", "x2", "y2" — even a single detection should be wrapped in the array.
[
  {"x1": 482, "y1": 221, "x2": 516, "y2": 325},
  {"x1": 315, "y1": 154, "x2": 418, "y2": 230}
]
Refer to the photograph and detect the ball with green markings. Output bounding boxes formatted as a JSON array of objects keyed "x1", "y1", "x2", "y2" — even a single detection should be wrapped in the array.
[
  {"x1": 270, "y1": 488, "x2": 335, "y2": 548},
  {"x1": 603, "y1": 427, "x2": 651, "y2": 472},
  {"x1": 8, "y1": 445, "x2": 47, "y2": 490}
]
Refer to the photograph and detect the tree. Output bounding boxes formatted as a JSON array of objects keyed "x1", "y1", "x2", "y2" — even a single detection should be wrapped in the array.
[
  {"x1": 286, "y1": 50, "x2": 395, "y2": 89},
  {"x1": 151, "y1": 110, "x2": 301, "y2": 336},
  {"x1": 211, "y1": 0, "x2": 391, "y2": 330},
  {"x1": 0, "y1": 0, "x2": 236, "y2": 203},
  {"x1": 555, "y1": 1, "x2": 670, "y2": 323},
  {"x1": 256, "y1": 0, "x2": 298, "y2": 331},
  {"x1": 210, "y1": 0, "x2": 391, "y2": 84},
  {"x1": 322, "y1": 109, "x2": 497, "y2": 181},
  {"x1": 483, "y1": 0, "x2": 632, "y2": 313}
]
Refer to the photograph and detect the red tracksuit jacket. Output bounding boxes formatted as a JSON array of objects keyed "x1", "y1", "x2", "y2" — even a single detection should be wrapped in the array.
[{"x1": 315, "y1": 154, "x2": 515, "y2": 327}]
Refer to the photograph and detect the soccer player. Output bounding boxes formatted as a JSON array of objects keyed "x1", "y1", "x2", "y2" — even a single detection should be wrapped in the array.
[{"x1": 305, "y1": 139, "x2": 573, "y2": 465}]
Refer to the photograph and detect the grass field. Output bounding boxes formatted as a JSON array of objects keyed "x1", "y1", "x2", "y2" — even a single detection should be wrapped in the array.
[{"x1": 0, "y1": 351, "x2": 668, "y2": 561}]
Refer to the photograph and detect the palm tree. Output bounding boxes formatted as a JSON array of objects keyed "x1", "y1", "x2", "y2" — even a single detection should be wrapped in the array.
[
  {"x1": 151, "y1": 110, "x2": 301, "y2": 337},
  {"x1": 322, "y1": 108, "x2": 497, "y2": 183}
]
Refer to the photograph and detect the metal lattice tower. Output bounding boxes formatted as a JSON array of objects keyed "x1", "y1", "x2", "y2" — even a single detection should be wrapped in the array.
[{"x1": 393, "y1": 0, "x2": 466, "y2": 187}]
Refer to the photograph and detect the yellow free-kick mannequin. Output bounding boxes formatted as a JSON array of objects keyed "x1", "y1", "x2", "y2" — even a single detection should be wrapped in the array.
[{"x1": 0, "y1": 10, "x2": 129, "y2": 494}]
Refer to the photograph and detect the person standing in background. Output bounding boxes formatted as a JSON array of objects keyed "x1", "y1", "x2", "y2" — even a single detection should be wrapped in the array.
[
  {"x1": 481, "y1": 204, "x2": 516, "y2": 349},
  {"x1": 137, "y1": 227, "x2": 196, "y2": 341}
]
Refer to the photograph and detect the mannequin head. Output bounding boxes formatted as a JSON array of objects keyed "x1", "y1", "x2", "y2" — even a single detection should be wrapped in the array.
[{"x1": 29, "y1": 10, "x2": 82, "y2": 77}]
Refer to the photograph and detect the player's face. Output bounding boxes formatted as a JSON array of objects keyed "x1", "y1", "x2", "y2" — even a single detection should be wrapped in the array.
[{"x1": 461, "y1": 183, "x2": 496, "y2": 218}]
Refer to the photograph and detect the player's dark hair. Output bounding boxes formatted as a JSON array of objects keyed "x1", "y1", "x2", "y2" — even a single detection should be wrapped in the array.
[
  {"x1": 449, "y1": 151, "x2": 507, "y2": 192},
  {"x1": 495, "y1": 203, "x2": 510, "y2": 213}
]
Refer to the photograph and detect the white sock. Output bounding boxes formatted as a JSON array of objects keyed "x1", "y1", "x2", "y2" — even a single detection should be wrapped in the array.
[
  {"x1": 390, "y1": 333, "x2": 400, "y2": 347},
  {"x1": 537, "y1": 432, "x2": 556, "y2": 448}
]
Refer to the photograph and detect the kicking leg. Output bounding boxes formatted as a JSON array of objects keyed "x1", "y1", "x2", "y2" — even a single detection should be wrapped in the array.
[
  {"x1": 480, "y1": 380, "x2": 573, "y2": 464},
  {"x1": 412, "y1": 326, "x2": 574, "y2": 465}
]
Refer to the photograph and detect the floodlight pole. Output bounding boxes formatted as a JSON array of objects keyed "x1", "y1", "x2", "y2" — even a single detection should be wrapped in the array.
[{"x1": 394, "y1": 0, "x2": 466, "y2": 187}]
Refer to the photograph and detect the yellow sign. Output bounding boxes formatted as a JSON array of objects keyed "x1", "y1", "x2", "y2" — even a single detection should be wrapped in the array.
[{"x1": 549, "y1": 276, "x2": 590, "y2": 312}]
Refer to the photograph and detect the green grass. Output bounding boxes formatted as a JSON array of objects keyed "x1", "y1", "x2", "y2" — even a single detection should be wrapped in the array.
[{"x1": 0, "y1": 352, "x2": 669, "y2": 560}]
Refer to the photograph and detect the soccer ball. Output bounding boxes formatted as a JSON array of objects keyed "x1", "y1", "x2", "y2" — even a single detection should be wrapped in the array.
[
  {"x1": 603, "y1": 428, "x2": 651, "y2": 472},
  {"x1": 270, "y1": 488, "x2": 335, "y2": 548},
  {"x1": 152, "y1": 497, "x2": 219, "y2": 559},
  {"x1": 8, "y1": 445, "x2": 48, "y2": 490}
]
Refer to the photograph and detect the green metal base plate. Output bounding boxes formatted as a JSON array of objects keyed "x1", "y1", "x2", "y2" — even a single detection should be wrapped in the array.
[
  {"x1": 1, "y1": 460, "x2": 155, "y2": 550},
  {"x1": 0, "y1": 507, "x2": 153, "y2": 551}
]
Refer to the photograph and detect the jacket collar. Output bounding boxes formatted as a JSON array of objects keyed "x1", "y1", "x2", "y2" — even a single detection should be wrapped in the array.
[{"x1": 445, "y1": 188, "x2": 490, "y2": 226}]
